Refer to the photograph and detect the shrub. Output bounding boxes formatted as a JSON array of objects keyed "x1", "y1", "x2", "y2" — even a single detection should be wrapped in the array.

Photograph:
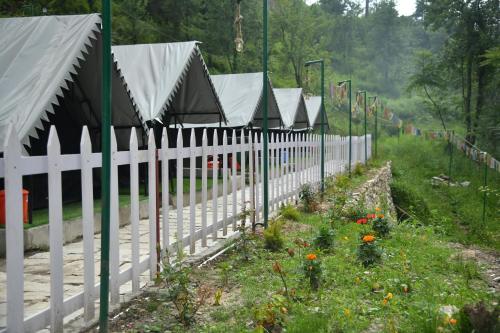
[
  {"x1": 357, "y1": 234, "x2": 381, "y2": 267},
  {"x1": 299, "y1": 184, "x2": 317, "y2": 212},
  {"x1": 313, "y1": 225, "x2": 335, "y2": 250},
  {"x1": 280, "y1": 204, "x2": 300, "y2": 221},
  {"x1": 264, "y1": 220, "x2": 284, "y2": 251},
  {"x1": 390, "y1": 180, "x2": 431, "y2": 223},
  {"x1": 372, "y1": 215, "x2": 391, "y2": 237},
  {"x1": 334, "y1": 174, "x2": 351, "y2": 189},
  {"x1": 353, "y1": 162, "x2": 365, "y2": 176}
]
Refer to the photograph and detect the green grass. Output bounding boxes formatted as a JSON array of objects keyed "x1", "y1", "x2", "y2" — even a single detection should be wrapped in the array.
[
  {"x1": 376, "y1": 135, "x2": 500, "y2": 250},
  {"x1": 112, "y1": 168, "x2": 496, "y2": 333}
]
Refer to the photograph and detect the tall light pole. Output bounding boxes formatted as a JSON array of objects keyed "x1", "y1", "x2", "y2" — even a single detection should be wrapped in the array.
[
  {"x1": 305, "y1": 59, "x2": 325, "y2": 192},
  {"x1": 338, "y1": 80, "x2": 352, "y2": 176},
  {"x1": 262, "y1": 0, "x2": 269, "y2": 227},
  {"x1": 358, "y1": 91, "x2": 367, "y2": 162},
  {"x1": 99, "y1": 0, "x2": 112, "y2": 331}
]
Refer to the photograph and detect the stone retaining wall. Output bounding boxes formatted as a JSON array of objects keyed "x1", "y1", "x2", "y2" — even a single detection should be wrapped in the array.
[{"x1": 349, "y1": 161, "x2": 396, "y2": 220}]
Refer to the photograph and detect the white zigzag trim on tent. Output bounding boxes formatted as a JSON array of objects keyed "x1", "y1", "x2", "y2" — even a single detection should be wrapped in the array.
[{"x1": 24, "y1": 21, "x2": 101, "y2": 148}]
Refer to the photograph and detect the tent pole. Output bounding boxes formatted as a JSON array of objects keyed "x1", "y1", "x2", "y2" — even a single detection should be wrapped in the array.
[{"x1": 99, "y1": 0, "x2": 112, "y2": 330}]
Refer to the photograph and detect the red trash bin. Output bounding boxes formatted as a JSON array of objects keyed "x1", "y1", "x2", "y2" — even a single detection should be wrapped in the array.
[{"x1": 0, "y1": 189, "x2": 29, "y2": 224}]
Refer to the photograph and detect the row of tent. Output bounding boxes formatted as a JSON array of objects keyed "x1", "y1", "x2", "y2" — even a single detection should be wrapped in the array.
[{"x1": 0, "y1": 13, "x2": 329, "y2": 155}]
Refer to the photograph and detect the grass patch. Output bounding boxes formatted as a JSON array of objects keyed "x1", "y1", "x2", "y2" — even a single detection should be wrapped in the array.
[
  {"x1": 378, "y1": 136, "x2": 500, "y2": 250},
  {"x1": 109, "y1": 167, "x2": 495, "y2": 333}
]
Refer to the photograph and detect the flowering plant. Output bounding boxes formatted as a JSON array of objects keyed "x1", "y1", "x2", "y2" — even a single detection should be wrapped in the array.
[
  {"x1": 356, "y1": 218, "x2": 368, "y2": 225},
  {"x1": 357, "y1": 233, "x2": 381, "y2": 267},
  {"x1": 372, "y1": 212, "x2": 390, "y2": 237},
  {"x1": 303, "y1": 253, "x2": 322, "y2": 291}
]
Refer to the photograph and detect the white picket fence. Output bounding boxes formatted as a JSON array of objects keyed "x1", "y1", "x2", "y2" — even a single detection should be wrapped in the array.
[{"x1": 0, "y1": 124, "x2": 371, "y2": 332}]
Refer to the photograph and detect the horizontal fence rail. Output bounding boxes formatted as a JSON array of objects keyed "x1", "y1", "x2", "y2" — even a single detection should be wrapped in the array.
[{"x1": 0, "y1": 124, "x2": 371, "y2": 332}]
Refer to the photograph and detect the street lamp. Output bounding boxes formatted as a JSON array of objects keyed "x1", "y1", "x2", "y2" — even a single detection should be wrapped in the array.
[
  {"x1": 358, "y1": 91, "x2": 367, "y2": 163},
  {"x1": 304, "y1": 59, "x2": 325, "y2": 192},
  {"x1": 338, "y1": 80, "x2": 352, "y2": 176},
  {"x1": 262, "y1": 0, "x2": 269, "y2": 227}
]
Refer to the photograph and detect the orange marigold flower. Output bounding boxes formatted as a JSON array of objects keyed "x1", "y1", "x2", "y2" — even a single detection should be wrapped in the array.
[
  {"x1": 449, "y1": 318, "x2": 457, "y2": 325},
  {"x1": 386, "y1": 292, "x2": 393, "y2": 300},
  {"x1": 377, "y1": 214, "x2": 385, "y2": 219},
  {"x1": 362, "y1": 235, "x2": 375, "y2": 243},
  {"x1": 306, "y1": 253, "x2": 317, "y2": 260},
  {"x1": 382, "y1": 298, "x2": 388, "y2": 305},
  {"x1": 375, "y1": 207, "x2": 381, "y2": 212}
]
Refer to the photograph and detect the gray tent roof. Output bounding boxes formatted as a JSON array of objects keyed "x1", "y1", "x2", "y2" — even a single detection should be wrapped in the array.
[
  {"x1": 273, "y1": 88, "x2": 309, "y2": 130},
  {"x1": 0, "y1": 14, "x2": 143, "y2": 152},
  {"x1": 304, "y1": 96, "x2": 329, "y2": 130},
  {"x1": 190, "y1": 72, "x2": 282, "y2": 128},
  {"x1": 112, "y1": 42, "x2": 226, "y2": 126}
]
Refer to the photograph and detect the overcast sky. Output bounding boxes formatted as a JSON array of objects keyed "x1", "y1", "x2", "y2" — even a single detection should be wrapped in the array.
[{"x1": 304, "y1": 0, "x2": 416, "y2": 17}]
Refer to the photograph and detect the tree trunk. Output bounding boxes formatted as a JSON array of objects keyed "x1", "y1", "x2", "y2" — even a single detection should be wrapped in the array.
[{"x1": 365, "y1": 0, "x2": 369, "y2": 17}]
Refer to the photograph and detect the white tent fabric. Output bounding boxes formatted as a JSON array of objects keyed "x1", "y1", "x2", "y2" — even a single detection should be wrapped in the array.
[
  {"x1": 184, "y1": 72, "x2": 282, "y2": 128},
  {"x1": 273, "y1": 88, "x2": 309, "y2": 130},
  {"x1": 304, "y1": 96, "x2": 329, "y2": 130},
  {"x1": 0, "y1": 14, "x2": 143, "y2": 153},
  {"x1": 112, "y1": 42, "x2": 225, "y2": 125}
]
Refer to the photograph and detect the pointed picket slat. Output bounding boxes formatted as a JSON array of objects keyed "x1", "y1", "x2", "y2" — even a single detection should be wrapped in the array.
[
  {"x1": 161, "y1": 129, "x2": 170, "y2": 252},
  {"x1": 48, "y1": 126, "x2": 64, "y2": 332},
  {"x1": 222, "y1": 130, "x2": 228, "y2": 236},
  {"x1": 231, "y1": 130, "x2": 237, "y2": 231},
  {"x1": 212, "y1": 130, "x2": 219, "y2": 241},
  {"x1": 80, "y1": 127, "x2": 95, "y2": 322},
  {"x1": 276, "y1": 134, "x2": 282, "y2": 205},
  {"x1": 3, "y1": 125, "x2": 24, "y2": 332},
  {"x1": 270, "y1": 133, "x2": 275, "y2": 211},
  {"x1": 248, "y1": 132, "x2": 255, "y2": 223},
  {"x1": 201, "y1": 129, "x2": 208, "y2": 246},
  {"x1": 129, "y1": 128, "x2": 140, "y2": 293},
  {"x1": 147, "y1": 129, "x2": 157, "y2": 277},
  {"x1": 110, "y1": 127, "x2": 121, "y2": 304},
  {"x1": 254, "y1": 133, "x2": 261, "y2": 222},
  {"x1": 189, "y1": 129, "x2": 197, "y2": 253},
  {"x1": 4, "y1": 125, "x2": 24, "y2": 333},
  {"x1": 240, "y1": 130, "x2": 246, "y2": 215},
  {"x1": 280, "y1": 133, "x2": 285, "y2": 204},
  {"x1": 176, "y1": 129, "x2": 184, "y2": 252}
]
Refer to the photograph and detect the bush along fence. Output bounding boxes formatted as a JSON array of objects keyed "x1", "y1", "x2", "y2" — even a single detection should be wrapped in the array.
[{"x1": 0, "y1": 124, "x2": 371, "y2": 332}]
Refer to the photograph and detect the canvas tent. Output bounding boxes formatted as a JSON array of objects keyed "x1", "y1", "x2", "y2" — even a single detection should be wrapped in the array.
[
  {"x1": 112, "y1": 42, "x2": 226, "y2": 128},
  {"x1": 304, "y1": 96, "x2": 330, "y2": 131},
  {"x1": 184, "y1": 72, "x2": 282, "y2": 129},
  {"x1": 0, "y1": 14, "x2": 144, "y2": 155},
  {"x1": 273, "y1": 88, "x2": 309, "y2": 130}
]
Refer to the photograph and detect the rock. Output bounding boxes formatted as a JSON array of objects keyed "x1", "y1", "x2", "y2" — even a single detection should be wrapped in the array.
[
  {"x1": 460, "y1": 181, "x2": 470, "y2": 187},
  {"x1": 439, "y1": 305, "x2": 459, "y2": 317}
]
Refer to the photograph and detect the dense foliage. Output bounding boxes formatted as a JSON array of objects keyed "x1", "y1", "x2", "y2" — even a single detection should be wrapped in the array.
[{"x1": 1, "y1": 0, "x2": 498, "y2": 156}]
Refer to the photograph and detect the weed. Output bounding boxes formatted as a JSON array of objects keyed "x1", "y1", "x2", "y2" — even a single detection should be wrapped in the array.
[
  {"x1": 313, "y1": 225, "x2": 335, "y2": 250},
  {"x1": 280, "y1": 204, "x2": 300, "y2": 221},
  {"x1": 158, "y1": 248, "x2": 210, "y2": 326},
  {"x1": 353, "y1": 162, "x2": 365, "y2": 176},
  {"x1": 236, "y1": 203, "x2": 254, "y2": 260},
  {"x1": 299, "y1": 183, "x2": 317, "y2": 212},
  {"x1": 264, "y1": 219, "x2": 284, "y2": 251},
  {"x1": 253, "y1": 294, "x2": 288, "y2": 332}
]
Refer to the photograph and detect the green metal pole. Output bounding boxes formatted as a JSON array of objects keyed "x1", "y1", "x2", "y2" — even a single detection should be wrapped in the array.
[
  {"x1": 362, "y1": 91, "x2": 367, "y2": 162},
  {"x1": 375, "y1": 99, "x2": 379, "y2": 158},
  {"x1": 305, "y1": 59, "x2": 325, "y2": 191},
  {"x1": 348, "y1": 81, "x2": 352, "y2": 177},
  {"x1": 320, "y1": 61, "x2": 325, "y2": 192},
  {"x1": 482, "y1": 154, "x2": 488, "y2": 226},
  {"x1": 99, "y1": 0, "x2": 112, "y2": 331},
  {"x1": 448, "y1": 131, "x2": 453, "y2": 185},
  {"x1": 262, "y1": 0, "x2": 269, "y2": 228}
]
